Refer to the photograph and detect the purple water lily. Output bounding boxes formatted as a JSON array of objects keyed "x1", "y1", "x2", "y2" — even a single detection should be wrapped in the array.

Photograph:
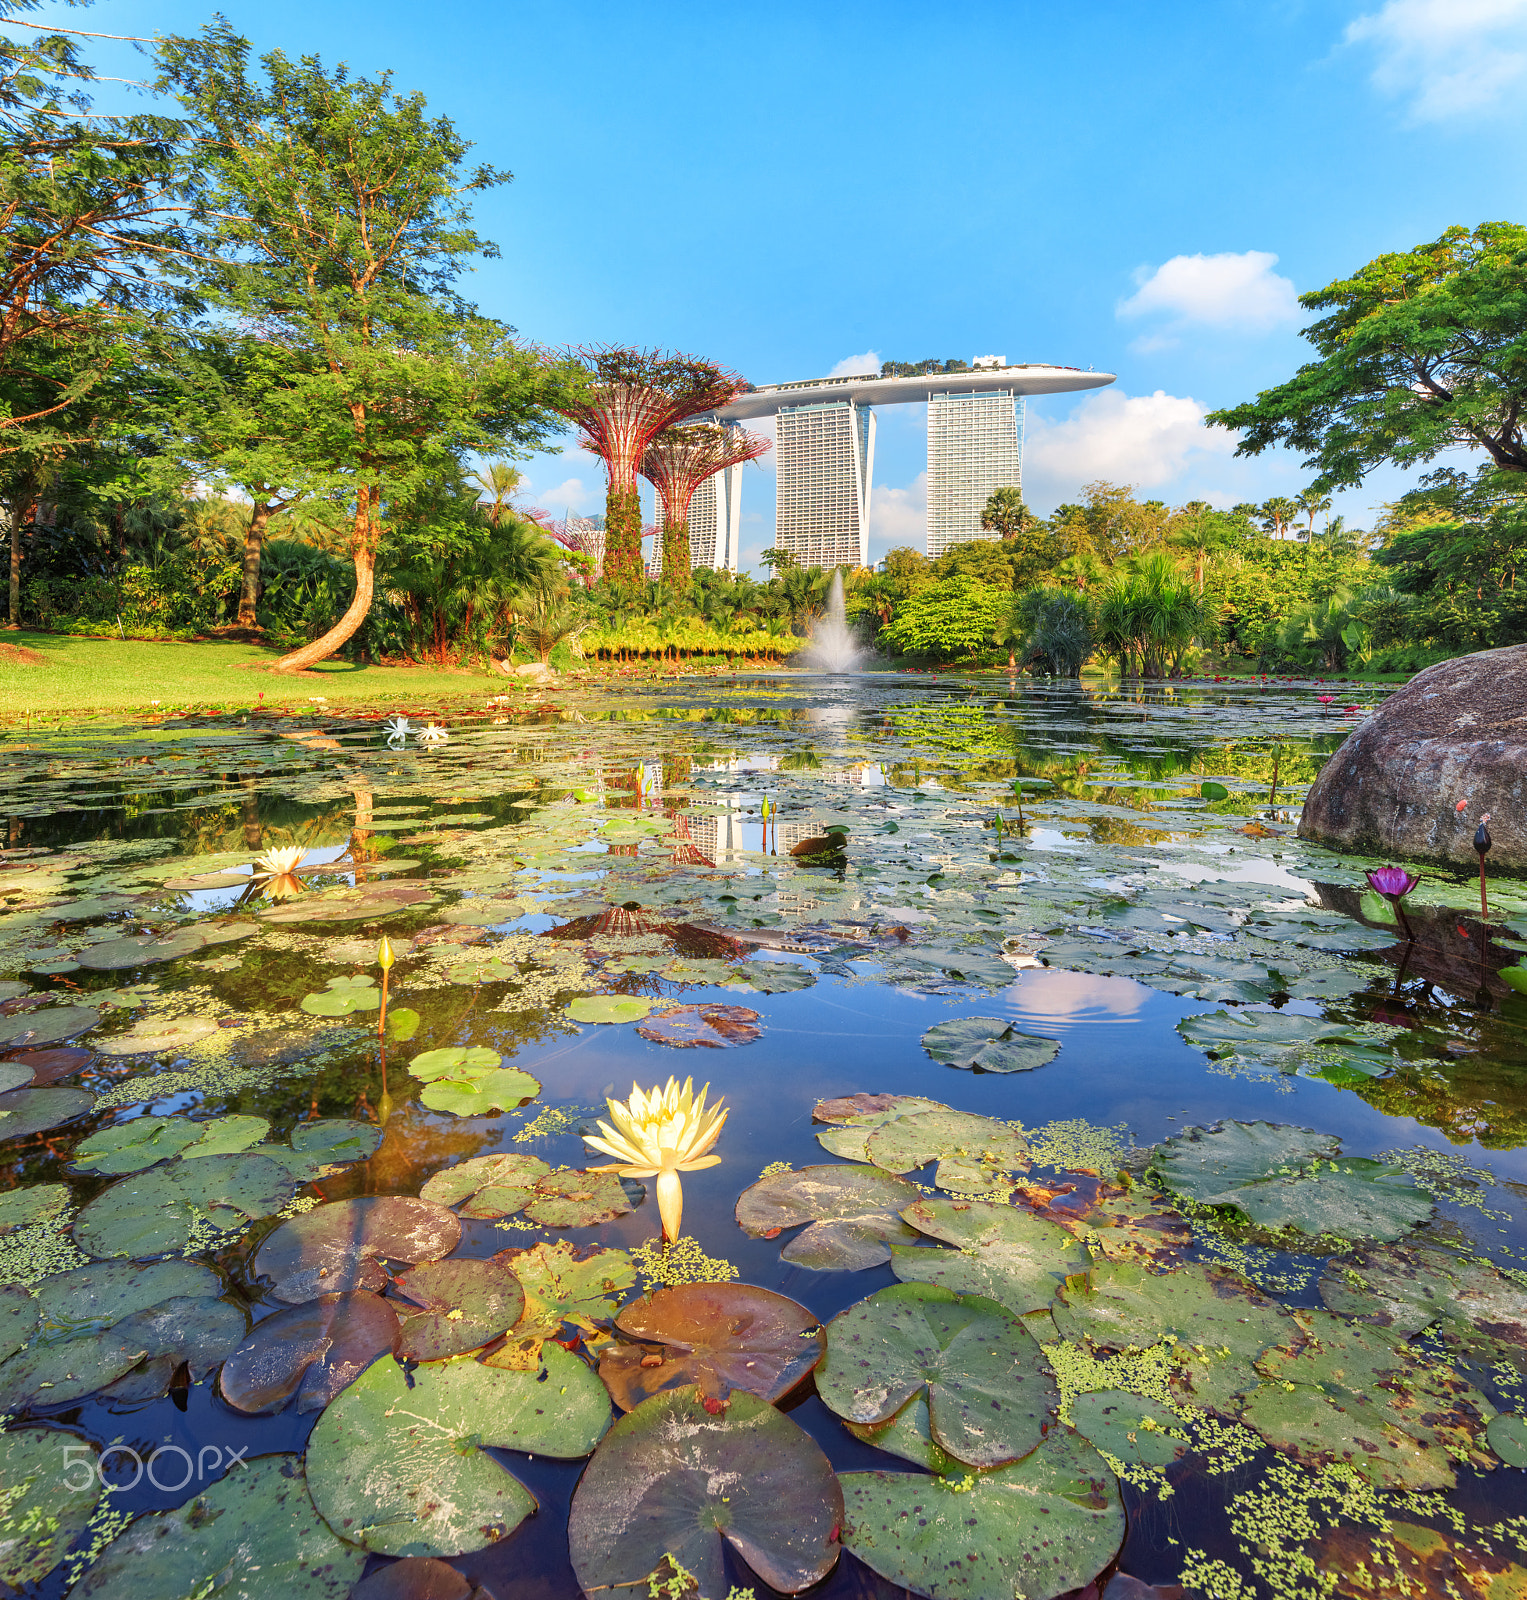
[
  {"x1": 1365, "y1": 866, "x2": 1418, "y2": 941},
  {"x1": 1366, "y1": 867, "x2": 1418, "y2": 899}
]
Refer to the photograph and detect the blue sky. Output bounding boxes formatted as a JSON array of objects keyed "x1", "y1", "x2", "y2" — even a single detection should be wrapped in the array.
[{"x1": 40, "y1": 0, "x2": 1527, "y2": 571}]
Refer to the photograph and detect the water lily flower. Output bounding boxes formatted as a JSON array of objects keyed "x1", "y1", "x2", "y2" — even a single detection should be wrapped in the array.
[
  {"x1": 418, "y1": 723, "x2": 449, "y2": 746},
  {"x1": 1476, "y1": 814, "x2": 1493, "y2": 918},
  {"x1": 384, "y1": 716, "x2": 411, "y2": 746},
  {"x1": 251, "y1": 844, "x2": 309, "y2": 901},
  {"x1": 583, "y1": 1076, "x2": 727, "y2": 1242},
  {"x1": 1365, "y1": 866, "x2": 1418, "y2": 941}
]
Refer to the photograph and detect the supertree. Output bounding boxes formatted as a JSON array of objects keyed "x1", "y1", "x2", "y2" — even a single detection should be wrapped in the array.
[
  {"x1": 641, "y1": 423, "x2": 771, "y2": 585},
  {"x1": 552, "y1": 347, "x2": 747, "y2": 585}
]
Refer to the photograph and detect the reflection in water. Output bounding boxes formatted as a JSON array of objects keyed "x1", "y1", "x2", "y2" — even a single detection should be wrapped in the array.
[{"x1": 1003, "y1": 967, "x2": 1151, "y2": 1028}]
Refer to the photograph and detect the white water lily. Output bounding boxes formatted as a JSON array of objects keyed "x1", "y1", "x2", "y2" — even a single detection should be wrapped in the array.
[
  {"x1": 384, "y1": 716, "x2": 411, "y2": 746},
  {"x1": 250, "y1": 845, "x2": 308, "y2": 900},
  {"x1": 418, "y1": 723, "x2": 449, "y2": 746},
  {"x1": 583, "y1": 1076, "x2": 726, "y2": 1242}
]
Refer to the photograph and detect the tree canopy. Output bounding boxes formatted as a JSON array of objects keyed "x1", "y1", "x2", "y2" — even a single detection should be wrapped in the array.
[{"x1": 1207, "y1": 223, "x2": 1527, "y2": 488}]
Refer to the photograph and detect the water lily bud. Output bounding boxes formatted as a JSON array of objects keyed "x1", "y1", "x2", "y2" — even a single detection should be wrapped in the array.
[
  {"x1": 377, "y1": 934, "x2": 395, "y2": 971},
  {"x1": 1475, "y1": 819, "x2": 1493, "y2": 858}
]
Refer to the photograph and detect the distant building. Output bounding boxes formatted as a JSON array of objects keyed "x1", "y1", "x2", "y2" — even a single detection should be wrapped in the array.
[
  {"x1": 773, "y1": 401, "x2": 875, "y2": 569},
  {"x1": 926, "y1": 382, "x2": 1024, "y2": 558},
  {"x1": 687, "y1": 454, "x2": 746, "y2": 571},
  {"x1": 710, "y1": 359, "x2": 1109, "y2": 569}
]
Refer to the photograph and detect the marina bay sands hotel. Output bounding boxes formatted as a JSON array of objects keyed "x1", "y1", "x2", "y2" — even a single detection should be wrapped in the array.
[{"x1": 684, "y1": 358, "x2": 1114, "y2": 569}]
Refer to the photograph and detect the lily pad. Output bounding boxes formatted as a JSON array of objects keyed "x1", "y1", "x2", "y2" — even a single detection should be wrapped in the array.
[
  {"x1": 66, "y1": 1453, "x2": 364, "y2": 1600},
  {"x1": 920, "y1": 1016, "x2": 1061, "y2": 1074},
  {"x1": 599, "y1": 1282, "x2": 825, "y2": 1410},
  {"x1": 1246, "y1": 1310, "x2": 1492, "y2": 1488},
  {"x1": 70, "y1": 1115, "x2": 205, "y2": 1175},
  {"x1": 0, "y1": 1085, "x2": 96, "y2": 1143},
  {"x1": 0, "y1": 1005, "x2": 99, "y2": 1050},
  {"x1": 566, "y1": 995, "x2": 655, "y2": 1024},
  {"x1": 253, "y1": 1196, "x2": 462, "y2": 1302},
  {"x1": 300, "y1": 975, "x2": 381, "y2": 1016},
  {"x1": 838, "y1": 1425, "x2": 1125, "y2": 1600},
  {"x1": 35, "y1": 1258, "x2": 220, "y2": 1329},
  {"x1": 567, "y1": 1386, "x2": 842, "y2": 1600},
  {"x1": 351, "y1": 1559, "x2": 489, "y2": 1600},
  {"x1": 735, "y1": 1164, "x2": 923, "y2": 1270},
  {"x1": 1317, "y1": 1242, "x2": 1527, "y2": 1355},
  {"x1": 407, "y1": 1047, "x2": 540, "y2": 1118},
  {"x1": 524, "y1": 1168, "x2": 632, "y2": 1227},
  {"x1": 1201, "y1": 781, "x2": 1230, "y2": 800},
  {"x1": 0, "y1": 1182, "x2": 68, "y2": 1232},
  {"x1": 891, "y1": 1197, "x2": 1090, "y2": 1315},
  {"x1": 259, "y1": 886, "x2": 434, "y2": 924},
  {"x1": 1052, "y1": 1260, "x2": 1295, "y2": 1415},
  {"x1": 0, "y1": 1061, "x2": 31, "y2": 1094},
  {"x1": 0, "y1": 1429, "x2": 100, "y2": 1588},
  {"x1": 1, "y1": 1045, "x2": 93, "y2": 1084},
  {"x1": 734, "y1": 959, "x2": 816, "y2": 992},
  {"x1": 1070, "y1": 1389, "x2": 1189, "y2": 1468},
  {"x1": 1151, "y1": 1121, "x2": 1433, "y2": 1241},
  {"x1": 420, "y1": 1152, "x2": 551, "y2": 1217},
  {"x1": 0, "y1": 1281, "x2": 39, "y2": 1362},
  {"x1": 96, "y1": 1293, "x2": 248, "y2": 1401},
  {"x1": 410, "y1": 1046, "x2": 502, "y2": 1077},
  {"x1": 307, "y1": 1344, "x2": 610, "y2": 1557},
  {"x1": 392, "y1": 1258, "x2": 524, "y2": 1361},
  {"x1": 1489, "y1": 1412, "x2": 1527, "y2": 1467},
  {"x1": 273, "y1": 1117, "x2": 384, "y2": 1178},
  {"x1": 94, "y1": 1016, "x2": 220, "y2": 1057},
  {"x1": 184, "y1": 1114, "x2": 270, "y2": 1159},
  {"x1": 221, "y1": 1291, "x2": 402, "y2": 1414},
  {"x1": 75, "y1": 921, "x2": 258, "y2": 970},
  {"x1": 812, "y1": 1094, "x2": 950, "y2": 1160},
  {"x1": 816, "y1": 1282, "x2": 1056, "y2": 1468},
  {"x1": 865, "y1": 1109, "x2": 1030, "y2": 1193},
  {"x1": 490, "y1": 1240, "x2": 636, "y2": 1345},
  {"x1": 1178, "y1": 1009, "x2": 1363, "y2": 1068},
  {"x1": 73, "y1": 1152, "x2": 298, "y2": 1259},
  {"x1": 635, "y1": 1002, "x2": 762, "y2": 1048}
]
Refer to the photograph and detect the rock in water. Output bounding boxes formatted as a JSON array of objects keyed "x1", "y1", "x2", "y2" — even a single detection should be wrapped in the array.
[{"x1": 1299, "y1": 644, "x2": 1527, "y2": 869}]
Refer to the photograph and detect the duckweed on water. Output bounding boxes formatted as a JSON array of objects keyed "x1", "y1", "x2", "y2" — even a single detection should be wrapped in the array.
[{"x1": 4, "y1": 675, "x2": 1527, "y2": 1599}]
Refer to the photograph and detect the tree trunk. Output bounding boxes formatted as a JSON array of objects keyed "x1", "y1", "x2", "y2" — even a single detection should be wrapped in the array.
[
  {"x1": 275, "y1": 487, "x2": 376, "y2": 672},
  {"x1": 239, "y1": 500, "x2": 272, "y2": 627},
  {"x1": 661, "y1": 517, "x2": 691, "y2": 587}
]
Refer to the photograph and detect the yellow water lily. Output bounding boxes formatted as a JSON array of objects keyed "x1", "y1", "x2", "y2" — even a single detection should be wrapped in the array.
[{"x1": 583, "y1": 1076, "x2": 726, "y2": 1242}]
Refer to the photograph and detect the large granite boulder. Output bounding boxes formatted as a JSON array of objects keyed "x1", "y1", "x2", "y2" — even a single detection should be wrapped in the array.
[{"x1": 1299, "y1": 644, "x2": 1527, "y2": 869}]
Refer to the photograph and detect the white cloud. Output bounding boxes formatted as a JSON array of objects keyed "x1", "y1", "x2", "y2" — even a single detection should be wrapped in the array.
[
  {"x1": 828, "y1": 349, "x2": 881, "y2": 378},
  {"x1": 1118, "y1": 251, "x2": 1300, "y2": 348},
  {"x1": 523, "y1": 475, "x2": 600, "y2": 515},
  {"x1": 868, "y1": 472, "x2": 927, "y2": 562},
  {"x1": 1346, "y1": 0, "x2": 1527, "y2": 120},
  {"x1": 1024, "y1": 389, "x2": 1238, "y2": 507}
]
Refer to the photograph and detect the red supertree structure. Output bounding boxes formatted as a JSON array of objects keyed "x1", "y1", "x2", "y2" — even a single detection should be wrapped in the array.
[
  {"x1": 551, "y1": 347, "x2": 748, "y2": 586},
  {"x1": 641, "y1": 423, "x2": 771, "y2": 585}
]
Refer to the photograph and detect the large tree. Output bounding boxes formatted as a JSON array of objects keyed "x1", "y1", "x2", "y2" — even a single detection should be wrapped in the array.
[
  {"x1": 1208, "y1": 223, "x2": 1527, "y2": 488},
  {"x1": 157, "y1": 25, "x2": 567, "y2": 671},
  {"x1": 0, "y1": 3, "x2": 188, "y2": 453},
  {"x1": 641, "y1": 423, "x2": 768, "y2": 584}
]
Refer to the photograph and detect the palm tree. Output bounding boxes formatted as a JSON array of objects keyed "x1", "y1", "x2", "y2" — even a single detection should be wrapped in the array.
[
  {"x1": 1169, "y1": 502, "x2": 1218, "y2": 593},
  {"x1": 1260, "y1": 497, "x2": 1298, "y2": 540},
  {"x1": 471, "y1": 462, "x2": 524, "y2": 526},
  {"x1": 1296, "y1": 488, "x2": 1333, "y2": 534},
  {"x1": 980, "y1": 487, "x2": 1034, "y2": 541},
  {"x1": 509, "y1": 586, "x2": 590, "y2": 665}
]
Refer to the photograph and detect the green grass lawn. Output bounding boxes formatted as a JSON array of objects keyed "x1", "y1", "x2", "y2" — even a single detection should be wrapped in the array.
[{"x1": 0, "y1": 631, "x2": 517, "y2": 719}]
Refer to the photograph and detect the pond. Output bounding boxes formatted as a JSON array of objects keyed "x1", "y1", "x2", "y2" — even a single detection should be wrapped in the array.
[{"x1": 3, "y1": 673, "x2": 1527, "y2": 1600}]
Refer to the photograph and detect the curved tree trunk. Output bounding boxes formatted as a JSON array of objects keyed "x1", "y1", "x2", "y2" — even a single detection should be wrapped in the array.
[
  {"x1": 275, "y1": 486, "x2": 377, "y2": 672},
  {"x1": 238, "y1": 500, "x2": 273, "y2": 627}
]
